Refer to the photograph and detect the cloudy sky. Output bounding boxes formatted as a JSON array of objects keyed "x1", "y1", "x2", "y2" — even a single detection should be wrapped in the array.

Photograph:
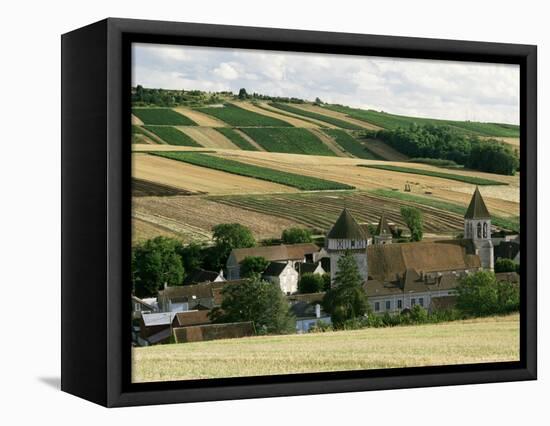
[{"x1": 132, "y1": 43, "x2": 519, "y2": 124}]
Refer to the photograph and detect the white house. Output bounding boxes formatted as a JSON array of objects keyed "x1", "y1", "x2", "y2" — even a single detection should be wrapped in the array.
[{"x1": 263, "y1": 261, "x2": 299, "y2": 295}]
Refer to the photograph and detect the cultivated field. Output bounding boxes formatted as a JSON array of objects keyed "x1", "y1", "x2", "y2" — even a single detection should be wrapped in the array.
[
  {"x1": 143, "y1": 126, "x2": 201, "y2": 146},
  {"x1": 173, "y1": 107, "x2": 228, "y2": 127},
  {"x1": 133, "y1": 108, "x2": 197, "y2": 126},
  {"x1": 151, "y1": 152, "x2": 354, "y2": 190},
  {"x1": 214, "y1": 127, "x2": 260, "y2": 151},
  {"x1": 132, "y1": 314, "x2": 519, "y2": 382},
  {"x1": 325, "y1": 105, "x2": 520, "y2": 137},
  {"x1": 291, "y1": 103, "x2": 383, "y2": 130},
  {"x1": 177, "y1": 127, "x2": 238, "y2": 149},
  {"x1": 132, "y1": 153, "x2": 298, "y2": 195},
  {"x1": 234, "y1": 101, "x2": 319, "y2": 128},
  {"x1": 133, "y1": 195, "x2": 302, "y2": 244},
  {"x1": 322, "y1": 129, "x2": 379, "y2": 159},
  {"x1": 270, "y1": 102, "x2": 363, "y2": 130},
  {"x1": 239, "y1": 127, "x2": 337, "y2": 156},
  {"x1": 206, "y1": 149, "x2": 520, "y2": 216},
  {"x1": 209, "y1": 191, "x2": 467, "y2": 234},
  {"x1": 196, "y1": 103, "x2": 291, "y2": 127}
]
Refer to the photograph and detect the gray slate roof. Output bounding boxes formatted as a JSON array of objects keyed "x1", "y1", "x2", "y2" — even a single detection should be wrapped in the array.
[
  {"x1": 263, "y1": 262, "x2": 288, "y2": 277},
  {"x1": 464, "y1": 187, "x2": 491, "y2": 219},
  {"x1": 327, "y1": 209, "x2": 366, "y2": 240}
]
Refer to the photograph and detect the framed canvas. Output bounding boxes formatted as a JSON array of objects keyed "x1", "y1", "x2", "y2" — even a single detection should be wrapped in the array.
[{"x1": 61, "y1": 18, "x2": 537, "y2": 407}]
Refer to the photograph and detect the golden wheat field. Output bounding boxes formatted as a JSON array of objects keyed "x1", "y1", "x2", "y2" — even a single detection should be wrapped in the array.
[{"x1": 132, "y1": 314, "x2": 519, "y2": 382}]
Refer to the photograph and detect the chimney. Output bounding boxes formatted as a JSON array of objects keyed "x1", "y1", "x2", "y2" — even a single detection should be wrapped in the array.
[{"x1": 315, "y1": 303, "x2": 321, "y2": 319}]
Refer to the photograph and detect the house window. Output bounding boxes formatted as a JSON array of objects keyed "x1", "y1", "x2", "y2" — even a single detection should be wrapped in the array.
[
  {"x1": 411, "y1": 298, "x2": 416, "y2": 306},
  {"x1": 397, "y1": 300, "x2": 403, "y2": 309},
  {"x1": 385, "y1": 300, "x2": 391, "y2": 310},
  {"x1": 374, "y1": 302, "x2": 380, "y2": 312},
  {"x1": 419, "y1": 298, "x2": 424, "y2": 307},
  {"x1": 477, "y1": 223, "x2": 482, "y2": 238}
]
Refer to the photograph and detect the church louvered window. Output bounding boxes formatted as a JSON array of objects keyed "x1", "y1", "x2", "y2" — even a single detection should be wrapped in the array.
[
  {"x1": 477, "y1": 223, "x2": 482, "y2": 238},
  {"x1": 483, "y1": 222, "x2": 488, "y2": 238}
]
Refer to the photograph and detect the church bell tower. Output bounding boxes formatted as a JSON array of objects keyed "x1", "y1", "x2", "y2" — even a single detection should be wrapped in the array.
[{"x1": 464, "y1": 187, "x2": 494, "y2": 270}]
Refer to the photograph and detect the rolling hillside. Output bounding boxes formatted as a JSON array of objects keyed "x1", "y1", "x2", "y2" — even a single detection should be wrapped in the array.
[{"x1": 131, "y1": 95, "x2": 520, "y2": 244}]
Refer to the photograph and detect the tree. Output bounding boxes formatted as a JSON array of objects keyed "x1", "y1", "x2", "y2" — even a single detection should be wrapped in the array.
[
  {"x1": 211, "y1": 277, "x2": 296, "y2": 334},
  {"x1": 400, "y1": 206, "x2": 423, "y2": 241},
  {"x1": 238, "y1": 88, "x2": 248, "y2": 99},
  {"x1": 176, "y1": 242, "x2": 205, "y2": 273},
  {"x1": 455, "y1": 270, "x2": 519, "y2": 316},
  {"x1": 314, "y1": 97, "x2": 323, "y2": 105},
  {"x1": 495, "y1": 258, "x2": 517, "y2": 273},
  {"x1": 322, "y1": 251, "x2": 369, "y2": 327},
  {"x1": 281, "y1": 227, "x2": 313, "y2": 244},
  {"x1": 240, "y1": 256, "x2": 269, "y2": 278},
  {"x1": 132, "y1": 237, "x2": 185, "y2": 298},
  {"x1": 298, "y1": 273, "x2": 325, "y2": 293},
  {"x1": 211, "y1": 223, "x2": 256, "y2": 270}
]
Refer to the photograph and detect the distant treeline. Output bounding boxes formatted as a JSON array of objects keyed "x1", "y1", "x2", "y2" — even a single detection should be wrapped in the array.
[
  {"x1": 367, "y1": 124, "x2": 519, "y2": 175},
  {"x1": 132, "y1": 86, "x2": 226, "y2": 107},
  {"x1": 131, "y1": 86, "x2": 307, "y2": 107}
]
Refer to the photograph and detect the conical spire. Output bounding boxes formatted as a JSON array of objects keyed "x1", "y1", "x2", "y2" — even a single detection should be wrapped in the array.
[
  {"x1": 327, "y1": 208, "x2": 366, "y2": 239},
  {"x1": 464, "y1": 187, "x2": 491, "y2": 219},
  {"x1": 375, "y1": 213, "x2": 392, "y2": 236}
]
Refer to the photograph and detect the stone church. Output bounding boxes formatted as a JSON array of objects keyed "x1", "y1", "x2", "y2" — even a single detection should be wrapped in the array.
[{"x1": 324, "y1": 188, "x2": 496, "y2": 313}]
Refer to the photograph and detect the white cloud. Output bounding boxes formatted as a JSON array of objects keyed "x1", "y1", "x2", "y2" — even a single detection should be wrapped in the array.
[
  {"x1": 132, "y1": 43, "x2": 520, "y2": 124},
  {"x1": 213, "y1": 62, "x2": 240, "y2": 80}
]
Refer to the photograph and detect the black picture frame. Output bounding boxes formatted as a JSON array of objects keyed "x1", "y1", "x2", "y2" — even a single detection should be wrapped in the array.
[{"x1": 61, "y1": 17, "x2": 537, "y2": 407}]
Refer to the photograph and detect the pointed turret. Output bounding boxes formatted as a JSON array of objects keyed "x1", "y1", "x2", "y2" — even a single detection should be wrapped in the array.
[
  {"x1": 374, "y1": 213, "x2": 392, "y2": 244},
  {"x1": 464, "y1": 186, "x2": 491, "y2": 219},
  {"x1": 326, "y1": 208, "x2": 369, "y2": 285},
  {"x1": 327, "y1": 208, "x2": 366, "y2": 240}
]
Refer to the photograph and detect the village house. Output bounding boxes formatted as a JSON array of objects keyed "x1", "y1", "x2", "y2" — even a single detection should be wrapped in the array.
[
  {"x1": 131, "y1": 295, "x2": 158, "y2": 319},
  {"x1": 182, "y1": 268, "x2": 225, "y2": 286},
  {"x1": 226, "y1": 243, "x2": 320, "y2": 280},
  {"x1": 157, "y1": 279, "x2": 244, "y2": 312},
  {"x1": 262, "y1": 261, "x2": 300, "y2": 295},
  {"x1": 287, "y1": 293, "x2": 331, "y2": 333},
  {"x1": 295, "y1": 261, "x2": 325, "y2": 276}
]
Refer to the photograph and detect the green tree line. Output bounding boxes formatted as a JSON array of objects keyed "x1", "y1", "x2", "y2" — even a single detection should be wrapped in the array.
[{"x1": 369, "y1": 124, "x2": 519, "y2": 175}]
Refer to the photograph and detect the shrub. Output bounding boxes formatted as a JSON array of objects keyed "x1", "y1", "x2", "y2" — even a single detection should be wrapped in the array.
[
  {"x1": 298, "y1": 273, "x2": 325, "y2": 293},
  {"x1": 240, "y1": 256, "x2": 269, "y2": 278},
  {"x1": 282, "y1": 227, "x2": 313, "y2": 244},
  {"x1": 495, "y1": 258, "x2": 518, "y2": 273},
  {"x1": 455, "y1": 270, "x2": 520, "y2": 316}
]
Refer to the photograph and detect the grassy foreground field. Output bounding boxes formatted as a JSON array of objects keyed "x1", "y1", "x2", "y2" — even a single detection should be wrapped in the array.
[{"x1": 132, "y1": 314, "x2": 519, "y2": 382}]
